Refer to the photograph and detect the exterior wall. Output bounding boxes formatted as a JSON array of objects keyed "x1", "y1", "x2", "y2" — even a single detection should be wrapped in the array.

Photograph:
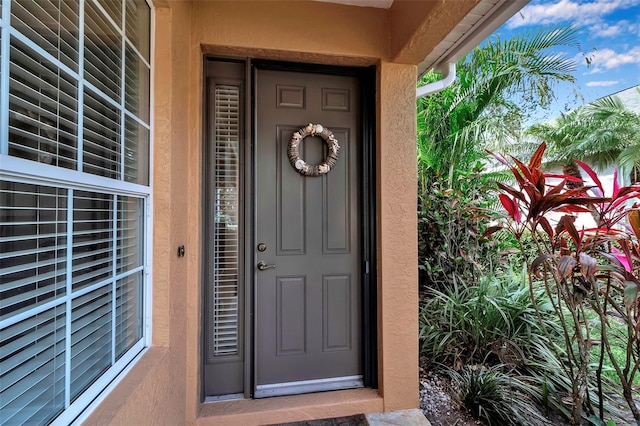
[
  {"x1": 85, "y1": 1, "x2": 468, "y2": 424},
  {"x1": 193, "y1": 0, "x2": 388, "y2": 62},
  {"x1": 377, "y1": 62, "x2": 419, "y2": 411}
]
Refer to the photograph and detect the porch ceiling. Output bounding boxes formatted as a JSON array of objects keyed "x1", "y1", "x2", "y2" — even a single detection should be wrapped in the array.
[
  {"x1": 417, "y1": 0, "x2": 530, "y2": 76},
  {"x1": 313, "y1": 0, "x2": 394, "y2": 7},
  {"x1": 316, "y1": 0, "x2": 530, "y2": 77}
]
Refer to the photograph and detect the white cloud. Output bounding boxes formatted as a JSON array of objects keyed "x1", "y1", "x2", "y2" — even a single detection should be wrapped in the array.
[
  {"x1": 585, "y1": 80, "x2": 619, "y2": 86},
  {"x1": 591, "y1": 23, "x2": 622, "y2": 37},
  {"x1": 583, "y1": 46, "x2": 640, "y2": 72},
  {"x1": 507, "y1": 0, "x2": 640, "y2": 29},
  {"x1": 591, "y1": 20, "x2": 640, "y2": 38}
]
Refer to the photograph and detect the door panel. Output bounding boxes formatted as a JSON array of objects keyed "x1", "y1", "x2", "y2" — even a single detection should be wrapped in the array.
[{"x1": 255, "y1": 69, "x2": 361, "y2": 396}]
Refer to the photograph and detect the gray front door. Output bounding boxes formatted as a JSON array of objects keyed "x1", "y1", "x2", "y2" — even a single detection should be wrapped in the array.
[{"x1": 254, "y1": 69, "x2": 362, "y2": 397}]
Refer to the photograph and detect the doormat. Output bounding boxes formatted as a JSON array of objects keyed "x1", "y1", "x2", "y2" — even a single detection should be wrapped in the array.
[{"x1": 269, "y1": 414, "x2": 367, "y2": 426}]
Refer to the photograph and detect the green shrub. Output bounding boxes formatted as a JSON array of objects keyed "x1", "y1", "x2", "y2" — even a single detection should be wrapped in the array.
[
  {"x1": 418, "y1": 167, "x2": 505, "y2": 291},
  {"x1": 449, "y1": 365, "x2": 548, "y2": 426},
  {"x1": 419, "y1": 268, "x2": 557, "y2": 367}
]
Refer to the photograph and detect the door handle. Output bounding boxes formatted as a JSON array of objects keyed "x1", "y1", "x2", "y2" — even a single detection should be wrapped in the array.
[{"x1": 257, "y1": 261, "x2": 276, "y2": 271}]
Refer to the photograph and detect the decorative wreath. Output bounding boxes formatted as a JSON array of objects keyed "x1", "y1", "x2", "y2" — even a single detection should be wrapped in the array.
[{"x1": 288, "y1": 123, "x2": 340, "y2": 177}]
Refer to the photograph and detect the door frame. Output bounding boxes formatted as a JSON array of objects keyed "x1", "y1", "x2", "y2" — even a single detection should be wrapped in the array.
[{"x1": 202, "y1": 57, "x2": 378, "y2": 401}]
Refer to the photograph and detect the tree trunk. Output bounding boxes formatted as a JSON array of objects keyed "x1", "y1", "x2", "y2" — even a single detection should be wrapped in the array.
[
  {"x1": 631, "y1": 164, "x2": 640, "y2": 185},
  {"x1": 563, "y1": 161, "x2": 584, "y2": 190}
]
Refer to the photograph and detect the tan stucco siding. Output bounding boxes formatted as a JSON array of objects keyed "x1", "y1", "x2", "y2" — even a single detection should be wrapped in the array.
[
  {"x1": 193, "y1": 1, "x2": 388, "y2": 63},
  {"x1": 83, "y1": 349, "x2": 185, "y2": 426},
  {"x1": 377, "y1": 62, "x2": 419, "y2": 411},
  {"x1": 151, "y1": 5, "x2": 172, "y2": 348}
]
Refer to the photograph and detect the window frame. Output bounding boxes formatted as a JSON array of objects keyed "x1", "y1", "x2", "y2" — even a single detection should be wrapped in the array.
[{"x1": 0, "y1": 0, "x2": 154, "y2": 424}]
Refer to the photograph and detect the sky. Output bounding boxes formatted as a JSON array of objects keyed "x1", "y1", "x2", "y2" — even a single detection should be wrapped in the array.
[{"x1": 490, "y1": 0, "x2": 640, "y2": 121}]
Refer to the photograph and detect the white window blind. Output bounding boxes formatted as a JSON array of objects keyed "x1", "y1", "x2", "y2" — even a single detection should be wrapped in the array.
[
  {"x1": 212, "y1": 85, "x2": 240, "y2": 357},
  {"x1": 82, "y1": 90, "x2": 121, "y2": 179},
  {"x1": 0, "y1": 306, "x2": 66, "y2": 425},
  {"x1": 84, "y1": 0, "x2": 121, "y2": 103},
  {"x1": 0, "y1": 0, "x2": 152, "y2": 424},
  {"x1": 8, "y1": 37, "x2": 78, "y2": 169},
  {"x1": 0, "y1": 183, "x2": 146, "y2": 425},
  {"x1": 0, "y1": 183, "x2": 67, "y2": 322},
  {"x1": 10, "y1": 0, "x2": 79, "y2": 72}
]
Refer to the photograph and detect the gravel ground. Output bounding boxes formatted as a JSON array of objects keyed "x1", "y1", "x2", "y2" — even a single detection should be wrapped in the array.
[{"x1": 419, "y1": 371, "x2": 484, "y2": 426}]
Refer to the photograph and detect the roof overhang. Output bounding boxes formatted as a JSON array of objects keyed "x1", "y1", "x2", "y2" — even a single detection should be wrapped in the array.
[
  {"x1": 314, "y1": 0, "x2": 530, "y2": 78},
  {"x1": 312, "y1": 0, "x2": 394, "y2": 7},
  {"x1": 418, "y1": 0, "x2": 531, "y2": 76}
]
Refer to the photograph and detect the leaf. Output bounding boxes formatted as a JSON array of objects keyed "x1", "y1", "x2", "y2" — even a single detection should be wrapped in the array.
[
  {"x1": 601, "y1": 251, "x2": 627, "y2": 274},
  {"x1": 575, "y1": 159, "x2": 603, "y2": 194},
  {"x1": 499, "y1": 194, "x2": 520, "y2": 222},
  {"x1": 587, "y1": 414, "x2": 605, "y2": 426},
  {"x1": 557, "y1": 205, "x2": 593, "y2": 213},
  {"x1": 556, "y1": 215, "x2": 581, "y2": 252},
  {"x1": 624, "y1": 281, "x2": 639, "y2": 306},
  {"x1": 486, "y1": 150, "x2": 510, "y2": 167},
  {"x1": 538, "y1": 217, "x2": 554, "y2": 240},
  {"x1": 512, "y1": 156, "x2": 533, "y2": 182},
  {"x1": 611, "y1": 247, "x2": 633, "y2": 273},
  {"x1": 528, "y1": 141, "x2": 547, "y2": 169},
  {"x1": 579, "y1": 252, "x2": 597, "y2": 278},
  {"x1": 558, "y1": 255, "x2": 577, "y2": 279},
  {"x1": 621, "y1": 240, "x2": 635, "y2": 272},
  {"x1": 497, "y1": 181, "x2": 526, "y2": 202},
  {"x1": 531, "y1": 167, "x2": 546, "y2": 194},
  {"x1": 530, "y1": 254, "x2": 555, "y2": 278},
  {"x1": 545, "y1": 173, "x2": 583, "y2": 183},
  {"x1": 612, "y1": 167, "x2": 620, "y2": 198},
  {"x1": 481, "y1": 225, "x2": 504, "y2": 239},
  {"x1": 630, "y1": 210, "x2": 640, "y2": 239},
  {"x1": 546, "y1": 179, "x2": 567, "y2": 197}
]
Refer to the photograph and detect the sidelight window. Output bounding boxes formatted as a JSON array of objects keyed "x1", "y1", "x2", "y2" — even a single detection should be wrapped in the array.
[
  {"x1": 212, "y1": 84, "x2": 240, "y2": 357},
  {"x1": 203, "y1": 60, "x2": 245, "y2": 398}
]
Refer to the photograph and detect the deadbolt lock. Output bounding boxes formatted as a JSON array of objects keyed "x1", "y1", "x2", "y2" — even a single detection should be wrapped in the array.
[{"x1": 257, "y1": 243, "x2": 267, "y2": 252}]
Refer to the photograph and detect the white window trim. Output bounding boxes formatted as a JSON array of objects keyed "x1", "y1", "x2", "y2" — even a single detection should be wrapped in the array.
[
  {"x1": 1, "y1": 156, "x2": 151, "y2": 197},
  {"x1": 0, "y1": 1, "x2": 10, "y2": 155}
]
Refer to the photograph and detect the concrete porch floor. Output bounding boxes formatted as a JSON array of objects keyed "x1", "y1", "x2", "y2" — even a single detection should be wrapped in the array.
[{"x1": 272, "y1": 409, "x2": 431, "y2": 426}]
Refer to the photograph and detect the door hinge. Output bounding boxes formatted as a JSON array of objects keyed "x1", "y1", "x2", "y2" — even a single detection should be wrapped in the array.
[{"x1": 365, "y1": 261, "x2": 370, "y2": 274}]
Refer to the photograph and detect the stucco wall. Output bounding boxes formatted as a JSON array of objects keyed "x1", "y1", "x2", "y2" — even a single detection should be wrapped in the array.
[
  {"x1": 377, "y1": 62, "x2": 419, "y2": 411},
  {"x1": 84, "y1": 0, "x2": 472, "y2": 424},
  {"x1": 193, "y1": 0, "x2": 388, "y2": 63}
]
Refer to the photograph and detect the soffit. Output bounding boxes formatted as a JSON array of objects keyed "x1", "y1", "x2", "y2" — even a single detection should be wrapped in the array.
[
  {"x1": 315, "y1": 0, "x2": 530, "y2": 77},
  {"x1": 312, "y1": 0, "x2": 394, "y2": 8},
  {"x1": 417, "y1": 0, "x2": 530, "y2": 76}
]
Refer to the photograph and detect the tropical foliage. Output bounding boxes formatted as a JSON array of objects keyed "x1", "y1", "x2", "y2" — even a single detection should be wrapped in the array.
[
  {"x1": 418, "y1": 167, "x2": 502, "y2": 291},
  {"x1": 417, "y1": 23, "x2": 640, "y2": 426},
  {"x1": 527, "y1": 89, "x2": 640, "y2": 184},
  {"x1": 417, "y1": 26, "x2": 580, "y2": 191},
  {"x1": 489, "y1": 142, "x2": 640, "y2": 424}
]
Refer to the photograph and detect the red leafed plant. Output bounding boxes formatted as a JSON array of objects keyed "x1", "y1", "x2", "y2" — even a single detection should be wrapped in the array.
[{"x1": 488, "y1": 142, "x2": 640, "y2": 425}]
